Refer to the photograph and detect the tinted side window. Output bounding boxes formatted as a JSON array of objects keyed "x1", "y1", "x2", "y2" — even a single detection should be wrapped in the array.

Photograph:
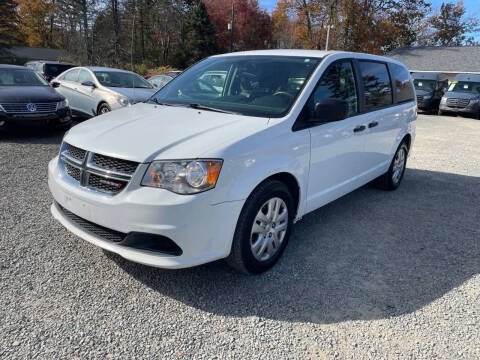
[
  {"x1": 307, "y1": 60, "x2": 358, "y2": 117},
  {"x1": 389, "y1": 63, "x2": 414, "y2": 103},
  {"x1": 359, "y1": 61, "x2": 392, "y2": 110},
  {"x1": 63, "y1": 69, "x2": 79, "y2": 82},
  {"x1": 78, "y1": 70, "x2": 94, "y2": 84}
]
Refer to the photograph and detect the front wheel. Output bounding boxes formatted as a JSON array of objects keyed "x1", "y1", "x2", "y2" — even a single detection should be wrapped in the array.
[
  {"x1": 97, "y1": 103, "x2": 111, "y2": 115},
  {"x1": 374, "y1": 142, "x2": 409, "y2": 191},
  {"x1": 226, "y1": 179, "x2": 294, "y2": 274}
]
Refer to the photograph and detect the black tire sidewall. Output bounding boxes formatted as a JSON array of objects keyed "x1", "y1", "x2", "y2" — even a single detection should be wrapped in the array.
[
  {"x1": 98, "y1": 104, "x2": 111, "y2": 115},
  {"x1": 235, "y1": 181, "x2": 294, "y2": 274},
  {"x1": 388, "y1": 143, "x2": 408, "y2": 190}
]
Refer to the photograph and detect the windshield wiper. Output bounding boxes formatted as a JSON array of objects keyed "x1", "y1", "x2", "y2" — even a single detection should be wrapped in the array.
[
  {"x1": 149, "y1": 98, "x2": 176, "y2": 106},
  {"x1": 186, "y1": 103, "x2": 239, "y2": 115}
]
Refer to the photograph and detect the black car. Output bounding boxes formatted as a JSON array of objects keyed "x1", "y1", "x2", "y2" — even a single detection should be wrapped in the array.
[
  {"x1": 25, "y1": 60, "x2": 75, "y2": 82},
  {"x1": 412, "y1": 72, "x2": 449, "y2": 113},
  {"x1": 0, "y1": 65, "x2": 72, "y2": 130}
]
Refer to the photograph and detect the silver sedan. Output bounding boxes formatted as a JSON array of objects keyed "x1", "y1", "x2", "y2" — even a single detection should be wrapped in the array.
[{"x1": 51, "y1": 67, "x2": 157, "y2": 117}]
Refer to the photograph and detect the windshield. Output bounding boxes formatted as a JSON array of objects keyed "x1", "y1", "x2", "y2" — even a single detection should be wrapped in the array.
[
  {"x1": 448, "y1": 81, "x2": 480, "y2": 94},
  {"x1": 94, "y1": 71, "x2": 153, "y2": 89},
  {"x1": 0, "y1": 69, "x2": 49, "y2": 86},
  {"x1": 45, "y1": 64, "x2": 74, "y2": 78},
  {"x1": 413, "y1": 79, "x2": 436, "y2": 92},
  {"x1": 149, "y1": 55, "x2": 322, "y2": 118}
]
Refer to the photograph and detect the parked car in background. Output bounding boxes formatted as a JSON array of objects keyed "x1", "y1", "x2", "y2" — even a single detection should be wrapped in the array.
[
  {"x1": 25, "y1": 61, "x2": 75, "y2": 82},
  {"x1": 51, "y1": 67, "x2": 156, "y2": 117},
  {"x1": 166, "y1": 70, "x2": 182, "y2": 78},
  {"x1": 147, "y1": 74, "x2": 173, "y2": 89},
  {"x1": 48, "y1": 50, "x2": 415, "y2": 274},
  {"x1": 0, "y1": 64, "x2": 71, "y2": 130},
  {"x1": 439, "y1": 74, "x2": 480, "y2": 119},
  {"x1": 412, "y1": 72, "x2": 448, "y2": 113}
]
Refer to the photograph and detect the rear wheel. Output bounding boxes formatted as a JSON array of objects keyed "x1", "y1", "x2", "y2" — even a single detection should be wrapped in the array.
[
  {"x1": 374, "y1": 142, "x2": 409, "y2": 191},
  {"x1": 97, "y1": 103, "x2": 111, "y2": 115},
  {"x1": 226, "y1": 179, "x2": 294, "y2": 274}
]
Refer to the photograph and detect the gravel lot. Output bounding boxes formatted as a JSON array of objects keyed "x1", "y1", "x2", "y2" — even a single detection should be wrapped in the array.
[{"x1": 1, "y1": 114, "x2": 479, "y2": 359}]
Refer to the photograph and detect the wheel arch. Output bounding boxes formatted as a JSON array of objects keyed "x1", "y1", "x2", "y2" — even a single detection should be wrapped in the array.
[{"x1": 248, "y1": 172, "x2": 302, "y2": 220}]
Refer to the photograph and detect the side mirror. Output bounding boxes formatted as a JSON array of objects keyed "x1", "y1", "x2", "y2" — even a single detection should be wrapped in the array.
[
  {"x1": 310, "y1": 98, "x2": 349, "y2": 123},
  {"x1": 51, "y1": 81, "x2": 60, "y2": 88},
  {"x1": 81, "y1": 80, "x2": 96, "y2": 88}
]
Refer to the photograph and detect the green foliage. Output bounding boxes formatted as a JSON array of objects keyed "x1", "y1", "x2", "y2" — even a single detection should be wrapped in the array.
[
  {"x1": 0, "y1": 0, "x2": 20, "y2": 46},
  {"x1": 171, "y1": 1, "x2": 218, "y2": 68}
]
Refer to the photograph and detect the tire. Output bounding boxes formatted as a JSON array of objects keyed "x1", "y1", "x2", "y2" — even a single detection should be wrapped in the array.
[
  {"x1": 226, "y1": 179, "x2": 294, "y2": 274},
  {"x1": 97, "y1": 103, "x2": 111, "y2": 115},
  {"x1": 374, "y1": 142, "x2": 409, "y2": 191}
]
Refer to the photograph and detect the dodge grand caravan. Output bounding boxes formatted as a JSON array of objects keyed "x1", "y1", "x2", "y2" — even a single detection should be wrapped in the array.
[{"x1": 48, "y1": 50, "x2": 416, "y2": 274}]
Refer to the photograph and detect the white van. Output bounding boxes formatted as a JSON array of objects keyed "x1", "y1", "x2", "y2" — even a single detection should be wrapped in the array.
[{"x1": 48, "y1": 50, "x2": 416, "y2": 274}]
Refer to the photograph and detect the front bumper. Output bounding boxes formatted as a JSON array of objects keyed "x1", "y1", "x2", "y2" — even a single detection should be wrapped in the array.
[
  {"x1": 48, "y1": 157, "x2": 244, "y2": 269},
  {"x1": 439, "y1": 102, "x2": 480, "y2": 115},
  {"x1": 0, "y1": 107, "x2": 71, "y2": 128}
]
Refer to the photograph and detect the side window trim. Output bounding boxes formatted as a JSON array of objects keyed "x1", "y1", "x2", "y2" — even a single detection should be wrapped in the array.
[{"x1": 292, "y1": 58, "x2": 359, "y2": 132}]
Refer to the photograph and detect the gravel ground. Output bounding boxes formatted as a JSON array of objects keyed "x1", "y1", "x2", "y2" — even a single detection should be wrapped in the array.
[{"x1": 0, "y1": 114, "x2": 479, "y2": 359}]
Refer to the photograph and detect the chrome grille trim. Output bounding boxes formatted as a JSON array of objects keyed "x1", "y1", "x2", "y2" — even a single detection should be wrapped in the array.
[
  {"x1": 416, "y1": 95, "x2": 424, "y2": 102},
  {"x1": 0, "y1": 102, "x2": 58, "y2": 113},
  {"x1": 60, "y1": 142, "x2": 139, "y2": 195},
  {"x1": 446, "y1": 98, "x2": 470, "y2": 108}
]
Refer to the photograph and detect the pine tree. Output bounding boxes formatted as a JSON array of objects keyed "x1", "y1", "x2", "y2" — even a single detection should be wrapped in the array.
[
  {"x1": 172, "y1": 0, "x2": 218, "y2": 68},
  {"x1": 0, "y1": 0, "x2": 20, "y2": 46}
]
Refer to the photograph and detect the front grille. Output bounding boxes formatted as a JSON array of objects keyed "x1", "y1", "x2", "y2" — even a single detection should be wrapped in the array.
[
  {"x1": 57, "y1": 202, "x2": 125, "y2": 242},
  {"x1": 92, "y1": 153, "x2": 138, "y2": 175},
  {"x1": 416, "y1": 95, "x2": 424, "y2": 102},
  {"x1": 0, "y1": 102, "x2": 57, "y2": 114},
  {"x1": 65, "y1": 163, "x2": 81, "y2": 181},
  {"x1": 87, "y1": 173, "x2": 127, "y2": 194},
  {"x1": 66, "y1": 143, "x2": 86, "y2": 161},
  {"x1": 61, "y1": 142, "x2": 139, "y2": 195},
  {"x1": 446, "y1": 98, "x2": 470, "y2": 108}
]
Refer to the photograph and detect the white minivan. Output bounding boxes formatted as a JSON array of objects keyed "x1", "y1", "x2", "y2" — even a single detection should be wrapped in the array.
[{"x1": 48, "y1": 50, "x2": 416, "y2": 274}]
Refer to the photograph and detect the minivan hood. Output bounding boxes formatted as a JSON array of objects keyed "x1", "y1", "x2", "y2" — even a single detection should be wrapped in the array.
[
  {"x1": 0, "y1": 85, "x2": 64, "y2": 103},
  {"x1": 444, "y1": 91, "x2": 480, "y2": 100},
  {"x1": 107, "y1": 87, "x2": 157, "y2": 103},
  {"x1": 64, "y1": 103, "x2": 268, "y2": 162}
]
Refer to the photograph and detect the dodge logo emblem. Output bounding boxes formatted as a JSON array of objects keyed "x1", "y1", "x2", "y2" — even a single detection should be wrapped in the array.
[{"x1": 27, "y1": 103, "x2": 37, "y2": 112}]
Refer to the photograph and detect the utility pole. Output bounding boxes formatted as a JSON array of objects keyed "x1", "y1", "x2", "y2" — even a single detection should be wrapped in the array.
[
  {"x1": 325, "y1": 24, "x2": 331, "y2": 51},
  {"x1": 229, "y1": 1, "x2": 234, "y2": 52}
]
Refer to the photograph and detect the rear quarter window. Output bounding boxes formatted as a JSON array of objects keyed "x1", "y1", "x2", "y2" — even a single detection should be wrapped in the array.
[
  {"x1": 358, "y1": 61, "x2": 393, "y2": 111},
  {"x1": 389, "y1": 63, "x2": 414, "y2": 103}
]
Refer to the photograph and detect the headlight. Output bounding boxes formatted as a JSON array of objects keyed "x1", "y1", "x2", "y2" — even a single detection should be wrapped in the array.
[
  {"x1": 141, "y1": 160, "x2": 223, "y2": 194},
  {"x1": 57, "y1": 99, "x2": 69, "y2": 109},
  {"x1": 441, "y1": 97, "x2": 447, "y2": 104},
  {"x1": 116, "y1": 95, "x2": 131, "y2": 106}
]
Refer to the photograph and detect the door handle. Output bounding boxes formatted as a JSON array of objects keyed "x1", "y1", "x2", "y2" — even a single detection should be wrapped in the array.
[
  {"x1": 353, "y1": 125, "x2": 366, "y2": 133},
  {"x1": 368, "y1": 121, "x2": 379, "y2": 128}
]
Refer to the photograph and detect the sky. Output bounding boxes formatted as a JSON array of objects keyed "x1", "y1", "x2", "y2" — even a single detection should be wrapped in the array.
[{"x1": 258, "y1": 0, "x2": 480, "y2": 15}]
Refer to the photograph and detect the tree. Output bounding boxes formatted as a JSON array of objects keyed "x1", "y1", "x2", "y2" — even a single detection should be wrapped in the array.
[
  {"x1": 0, "y1": 0, "x2": 20, "y2": 46},
  {"x1": 16, "y1": 0, "x2": 53, "y2": 47},
  {"x1": 204, "y1": 0, "x2": 272, "y2": 51},
  {"x1": 272, "y1": 0, "x2": 297, "y2": 48},
  {"x1": 429, "y1": 1, "x2": 479, "y2": 46},
  {"x1": 172, "y1": 1, "x2": 218, "y2": 67}
]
